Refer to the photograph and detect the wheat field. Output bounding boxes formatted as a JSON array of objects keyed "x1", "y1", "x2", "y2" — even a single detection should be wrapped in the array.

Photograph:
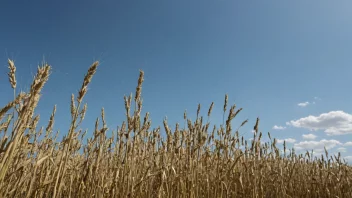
[{"x1": 0, "y1": 59, "x2": 351, "y2": 198}]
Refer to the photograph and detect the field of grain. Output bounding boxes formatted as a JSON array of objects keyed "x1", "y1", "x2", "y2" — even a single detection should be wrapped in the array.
[{"x1": 0, "y1": 59, "x2": 351, "y2": 198}]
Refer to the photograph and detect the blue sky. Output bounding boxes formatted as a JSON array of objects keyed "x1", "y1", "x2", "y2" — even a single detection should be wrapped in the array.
[{"x1": 1, "y1": 0, "x2": 352, "y2": 161}]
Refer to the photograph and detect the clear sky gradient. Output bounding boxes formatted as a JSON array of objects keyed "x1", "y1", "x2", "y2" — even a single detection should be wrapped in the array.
[{"x1": 1, "y1": 0, "x2": 352, "y2": 161}]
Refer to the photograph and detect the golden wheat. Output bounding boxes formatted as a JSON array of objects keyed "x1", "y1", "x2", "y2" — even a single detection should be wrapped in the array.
[{"x1": 0, "y1": 59, "x2": 351, "y2": 198}]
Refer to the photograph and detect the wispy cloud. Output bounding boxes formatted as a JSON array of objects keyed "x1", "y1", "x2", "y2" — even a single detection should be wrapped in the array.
[
  {"x1": 344, "y1": 156, "x2": 352, "y2": 163},
  {"x1": 302, "y1": 133, "x2": 317, "y2": 140},
  {"x1": 293, "y1": 139, "x2": 342, "y2": 152},
  {"x1": 272, "y1": 125, "x2": 286, "y2": 130},
  {"x1": 286, "y1": 111, "x2": 352, "y2": 136},
  {"x1": 337, "y1": 147, "x2": 347, "y2": 153},
  {"x1": 345, "y1": 142, "x2": 352, "y2": 146},
  {"x1": 297, "y1": 97, "x2": 321, "y2": 107},
  {"x1": 297, "y1": 102, "x2": 310, "y2": 107},
  {"x1": 277, "y1": 138, "x2": 296, "y2": 144}
]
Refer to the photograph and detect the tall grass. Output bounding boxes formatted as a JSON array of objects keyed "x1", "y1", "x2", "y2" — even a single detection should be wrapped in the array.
[{"x1": 0, "y1": 59, "x2": 351, "y2": 198}]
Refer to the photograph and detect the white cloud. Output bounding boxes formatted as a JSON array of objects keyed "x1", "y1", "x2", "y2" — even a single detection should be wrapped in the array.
[
  {"x1": 297, "y1": 102, "x2": 310, "y2": 107},
  {"x1": 297, "y1": 97, "x2": 321, "y2": 106},
  {"x1": 277, "y1": 138, "x2": 296, "y2": 144},
  {"x1": 344, "y1": 156, "x2": 352, "y2": 163},
  {"x1": 312, "y1": 97, "x2": 322, "y2": 105},
  {"x1": 337, "y1": 147, "x2": 347, "y2": 153},
  {"x1": 286, "y1": 111, "x2": 352, "y2": 136},
  {"x1": 272, "y1": 125, "x2": 286, "y2": 130},
  {"x1": 345, "y1": 142, "x2": 352, "y2": 146},
  {"x1": 302, "y1": 134, "x2": 317, "y2": 140},
  {"x1": 293, "y1": 139, "x2": 342, "y2": 151},
  {"x1": 312, "y1": 150, "x2": 324, "y2": 155}
]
